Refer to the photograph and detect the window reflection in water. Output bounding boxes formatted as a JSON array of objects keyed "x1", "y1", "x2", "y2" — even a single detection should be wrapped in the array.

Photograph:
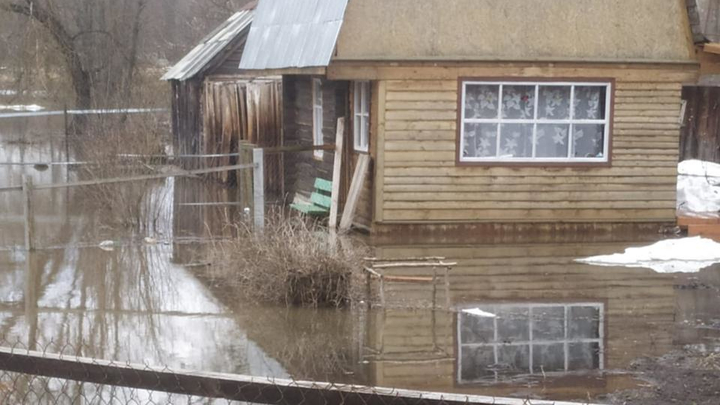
[{"x1": 458, "y1": 303, "x2": 604, "y2": 383}]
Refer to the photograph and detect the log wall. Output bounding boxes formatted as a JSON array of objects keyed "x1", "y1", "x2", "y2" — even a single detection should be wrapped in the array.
[{"x1": 329, "y1": 63, "x2": 698, "y2": 225}]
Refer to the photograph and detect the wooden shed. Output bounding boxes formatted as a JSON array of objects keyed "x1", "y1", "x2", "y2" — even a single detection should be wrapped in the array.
[
  {"x1": 239, "y1": 0, "x2": 705, "y2": 235},
  {"x1": 162, "y1": 5, "x2": 283, "y2": 193}
]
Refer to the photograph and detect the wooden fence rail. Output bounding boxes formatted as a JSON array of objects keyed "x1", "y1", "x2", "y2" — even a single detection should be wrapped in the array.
[{"x1": 0, "y1": 347, "x2": 598, "y2": 405}]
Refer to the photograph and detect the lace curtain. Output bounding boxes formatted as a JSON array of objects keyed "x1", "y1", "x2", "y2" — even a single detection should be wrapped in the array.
[{"x1": 462, "y1": 84, "x2": 608, "y2": 160}]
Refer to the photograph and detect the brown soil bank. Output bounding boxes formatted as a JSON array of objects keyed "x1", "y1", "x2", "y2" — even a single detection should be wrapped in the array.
[{"x1": 609, "y1": 348, "x2": 720, "y2": 405}]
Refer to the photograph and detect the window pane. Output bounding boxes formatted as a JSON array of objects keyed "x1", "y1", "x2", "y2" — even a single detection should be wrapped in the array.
[
  {"x1": 501, "y1": 85, "x2": 535, "y2": 119},
  {"x1": 568, "y1": 342, "x2": 601, "y2": 370},
  {"x1": 535, "y1": 124, "x2": 570, "y2": 158},
  {"x1": 362, "y1": 116, "x2": 369, "y2": 148},
  {"x1": 461, "y1": 346, "x2": 495, "y2": 381},
  {"x1": 498, "y1": 345, "x2": 530, "y2": 373},
  {"x1": 496, "y1": 307, "x2": 529, "y2": 342},
  {"x1": 362, "y1": 83, "x2": 369, "y2": 114},
  {"x1": 568, "y1": 306, "x2": 601, "y2": 339},
  {"x1": 538, "y1": 86, "x2": 571, "y2": 120},
  {"x1": 572, "y1": 124, "x2": 605, "y2": 158},
  {"x1": 460, "y1": 311, "x2": 495, "y2": 344},
  {"x1": 573, "y1": 86, "x2": 606, "y2": 120},
  {"x1": 531, "y1": 307, "x2": 565, "y2": 340},
  {"x1": 463, "y1": 123, "x2": 498, "y2": 158},
  {"x1": 532, "y1": 344, "x2": 565, "y2": 372},
  {"x1": 499, "y1": 124, "x2": 533, "y2": 158},
  {"x1": 465, "y1": 85, "x2": 499, "y2": 119}
]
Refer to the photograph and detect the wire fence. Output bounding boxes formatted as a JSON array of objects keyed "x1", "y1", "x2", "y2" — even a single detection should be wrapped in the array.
[{"x1": 0, "y1": 338, "x2": 600, "y2": 405}]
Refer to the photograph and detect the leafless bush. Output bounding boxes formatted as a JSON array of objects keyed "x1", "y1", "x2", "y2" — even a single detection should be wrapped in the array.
[
  {"x1": 207, "y1": 213, "x2": 369, "y2": 307},
  {"x1": 75, "y1": 112, "x2": 170, "y2": 231}
]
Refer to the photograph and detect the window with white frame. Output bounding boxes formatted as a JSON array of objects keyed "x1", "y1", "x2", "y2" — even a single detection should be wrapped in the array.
[
  {"x1": 459, "y1": 81, "x2": 611, "y2": 163},
  {"x1": 457, "y1": 303, "x2": 604, "y2": 383},
  {"x1": 353, "y1": 81, "x2": 370, "y2": 152},
  {"x1": 312, "y1": 78, "x2": 324, "y2": 159}
]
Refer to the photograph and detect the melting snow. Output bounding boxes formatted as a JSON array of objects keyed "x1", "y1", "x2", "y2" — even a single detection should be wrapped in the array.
[
  {"x1": 678, "y1": 160, "x2": 720, "y2": 215},
  {"x1": 577, "y1": 237, "x2": 720, "y2": 273}
]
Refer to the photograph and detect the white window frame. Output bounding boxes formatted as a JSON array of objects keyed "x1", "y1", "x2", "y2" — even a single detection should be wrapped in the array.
[
  {"x1": 456, "y1": 302, "x2": 605, "y2": 384},
  {"x1": 459, "y1": 81, "x2": 612, "y2": 164},
  {"x1": 353, "y1": 81, "x2": 370, "y2": 152},
  {"x1": 312, "y1": 78, "x2": 324, "y2": 159}
]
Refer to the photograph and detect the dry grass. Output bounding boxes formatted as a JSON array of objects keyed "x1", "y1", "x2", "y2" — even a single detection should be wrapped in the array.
[{"x1": 206, "y1": 214, "x2": 369, "y2": 307}]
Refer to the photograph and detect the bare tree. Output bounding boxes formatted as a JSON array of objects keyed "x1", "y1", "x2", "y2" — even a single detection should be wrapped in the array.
[{"x1": 0, "y1": 0, "x2": 147, "y2": 112}]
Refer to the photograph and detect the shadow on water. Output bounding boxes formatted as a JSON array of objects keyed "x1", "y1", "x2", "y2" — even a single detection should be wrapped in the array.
[{"x1": 1, "y1": 115, "x2": 720, "y2": 403}]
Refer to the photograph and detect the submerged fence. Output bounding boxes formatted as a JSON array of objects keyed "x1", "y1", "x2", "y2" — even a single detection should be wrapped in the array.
[
  {"x1": 0, "y1": 341, "x2": 599, "y2": 405},
  {"x1": 0, "y1": 150, "x2": 266, "y2": 252}
]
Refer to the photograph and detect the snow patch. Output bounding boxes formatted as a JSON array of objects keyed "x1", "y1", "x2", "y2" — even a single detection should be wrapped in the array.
[
  {"x1": 0, "y1": 104, "x2": 45, "y2": 112},
  {"x1": 577, "y1": 237, "x2": 720, "y2": 273},
  {"x1": 678, "y1": 160, "x2": 720, "y2": 215}
]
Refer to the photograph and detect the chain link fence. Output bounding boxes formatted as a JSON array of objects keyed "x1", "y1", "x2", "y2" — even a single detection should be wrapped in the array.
[{"x1": 0, "y1": 337, "x2": 600, "y2": 405}]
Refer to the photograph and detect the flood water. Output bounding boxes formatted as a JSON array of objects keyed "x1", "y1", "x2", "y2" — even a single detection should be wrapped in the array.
[{"x1": 1, "y1": 113, "x2": 719, "y2": 404}]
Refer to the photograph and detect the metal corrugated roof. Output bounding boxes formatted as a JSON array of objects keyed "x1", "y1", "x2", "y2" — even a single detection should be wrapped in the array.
[
  {"x1": 239, "y1": 0, "x2": 349, "y2": 71},
  {"x1": 162, "y1": 10, "x2": 255, "y2": 81}
]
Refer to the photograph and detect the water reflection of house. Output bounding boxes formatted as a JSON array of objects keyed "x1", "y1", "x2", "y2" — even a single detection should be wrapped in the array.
[
  {"x1": 238, "y1": 0, "x2": 710, "y2": 233},
  {"x1": 363, "y1": 242, "x2": 677, "y2": 400}
]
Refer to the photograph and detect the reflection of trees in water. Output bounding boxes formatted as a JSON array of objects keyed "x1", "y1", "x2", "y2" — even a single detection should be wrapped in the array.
[
  {"x1": 0, "y1": 242, "x2": 253, "y2": 404},
  {"x1": 235, "y1": 305, "x2": 368, "y2": 385}
]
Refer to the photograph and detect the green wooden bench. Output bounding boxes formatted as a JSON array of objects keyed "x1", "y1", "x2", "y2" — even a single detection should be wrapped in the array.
[{"x1": 291, "y1": 178, "x2": 333, "y2": 216}]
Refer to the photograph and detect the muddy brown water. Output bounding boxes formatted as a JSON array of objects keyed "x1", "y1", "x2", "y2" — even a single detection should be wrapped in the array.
[{"x1": 1, "y1": 115, "x2": 719, "y2": 404}]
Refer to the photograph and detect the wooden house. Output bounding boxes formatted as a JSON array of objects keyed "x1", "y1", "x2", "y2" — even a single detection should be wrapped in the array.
[
  {"x1": 239, "y1": 0, "x2": 704, "y2": 235},
  {"x1": 163, "y1": 5, "x2": 283, "y2": 193}
]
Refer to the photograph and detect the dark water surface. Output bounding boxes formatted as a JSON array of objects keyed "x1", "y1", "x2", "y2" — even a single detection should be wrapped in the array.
[{"x1": 1, "y1": 115, "x2": 719, "y2": 404}]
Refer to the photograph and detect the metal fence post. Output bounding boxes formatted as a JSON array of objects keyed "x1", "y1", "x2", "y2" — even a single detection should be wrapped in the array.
[
  {"x1": 21, "y1": 175, "x2": 35, "y2": 251},
  {"x1": 252, "y1": 148, "x2": 265, "y2": 230}
]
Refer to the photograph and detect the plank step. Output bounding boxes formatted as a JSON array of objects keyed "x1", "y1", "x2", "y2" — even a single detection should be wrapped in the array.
[
  {"x1": 688, "y1": 224, "x2": 720, "y2": 237},
  {"x1": 677, "y1": 215, "x2": 720, "y2": 229}
]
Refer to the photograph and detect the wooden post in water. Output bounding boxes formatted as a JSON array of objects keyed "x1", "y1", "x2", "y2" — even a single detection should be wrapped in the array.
[
  {"x1": 252, "y1": 148, "x2": 265, "y2": 230},
  {"x1": 22, "y1": 175, "x2": 35, "y2": 251},
  {"x1": 329, "y1": 118, "x2": 344, "y2": 231}
]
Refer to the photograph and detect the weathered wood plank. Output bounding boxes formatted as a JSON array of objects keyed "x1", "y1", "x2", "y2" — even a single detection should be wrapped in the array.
[
  {"x1": 382, "y1": 208, "x2": 676, "y2": 222},
  {"x1": 384, "y1": 201, "x2": 675, "y2": 210},
  {"x1": 383, "y1": 175, "x2": 676, "y2": 185},
  {"x1": 383, "y1": 166, "x2": 678, "y2": 177},
  {"x1": 384, "y1": 191, "x2": 676, "y2": 202},
  {"x1": 385, "y1": 91, "x2": 457, "y2": 101},
  {"x1": 386, "y1": 101, "x2": 458, "y2": 111},
  {"x1": 386, "y1": 110, "x2": 458, "y2": 121}
]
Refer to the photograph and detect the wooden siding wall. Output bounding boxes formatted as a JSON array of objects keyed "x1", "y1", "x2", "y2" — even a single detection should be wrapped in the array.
[
  {"x1": 681, "y1": 86, "x2": 720, "y2": 162},
  {"x1": 282, "y1": 76, "x2": 348, "y2": 202},
  {"x1": 202, "y1": 79, "x2": 283, "y2": 194},
  {"x1": 211, "y1": 39, "x2": 248, "y2": 77},
  {"x1": 335, "y1": 64, "x2": 698, "y2": 225},
  {"x1": 366, "y1": 242, "x2": 676, "y2": 397}
]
